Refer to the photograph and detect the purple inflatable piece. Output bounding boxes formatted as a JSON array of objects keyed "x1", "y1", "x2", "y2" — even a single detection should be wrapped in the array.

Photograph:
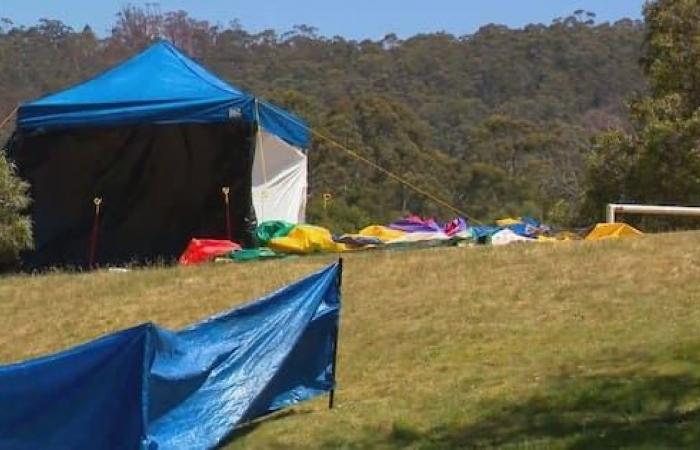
[{"x1": 389, "y1": 215, "x2": 443, "y2": 233}]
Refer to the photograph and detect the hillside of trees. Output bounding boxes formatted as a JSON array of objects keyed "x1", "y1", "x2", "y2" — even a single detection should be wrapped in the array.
[
  {"x1": 581, "y1": 0, "x2": 700, "y2": 231},
  {"x1": 0, "y1": 7, "x2": 646, "y2": 235}
]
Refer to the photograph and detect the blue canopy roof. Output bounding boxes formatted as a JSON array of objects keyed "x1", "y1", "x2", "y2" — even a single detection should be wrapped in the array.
[{"x1": 18, "y1": 41, "x2": 309, "y2": 148}]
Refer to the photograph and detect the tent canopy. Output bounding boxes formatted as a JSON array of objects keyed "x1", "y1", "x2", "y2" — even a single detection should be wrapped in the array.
[{"x1": 18, "y1": 41, "x2": 309, "y2": 149}]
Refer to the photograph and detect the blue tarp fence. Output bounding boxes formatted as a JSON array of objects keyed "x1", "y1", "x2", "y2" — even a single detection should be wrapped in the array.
[{"x1": 0, "y1": 262, "x2": 342, "y2": 450}]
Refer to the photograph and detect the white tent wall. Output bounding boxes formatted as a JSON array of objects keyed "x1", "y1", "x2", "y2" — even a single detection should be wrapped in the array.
[{"x1": 252, "y1": 130, "x2": 308, "y2": 224}]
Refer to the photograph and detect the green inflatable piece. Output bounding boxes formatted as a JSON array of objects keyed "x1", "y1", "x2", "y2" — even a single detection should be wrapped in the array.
[
  {"x1": 230, "y1": 247, "x2": 283, "y2": 262},
  {"x1": 256, "y1": 221, "x2": 295, "y2": 246}
]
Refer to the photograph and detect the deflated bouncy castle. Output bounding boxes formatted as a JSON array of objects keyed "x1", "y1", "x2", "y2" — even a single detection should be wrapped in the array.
[
  {"x1": 0, "y1": 262, "x2": 341, "y2": 449},
  {"x1": 178, "y1": 214, "x2": 645, "y2": 265},
  {"x1": 7, "y1": 41, "x2": 309, "y2": 268}
]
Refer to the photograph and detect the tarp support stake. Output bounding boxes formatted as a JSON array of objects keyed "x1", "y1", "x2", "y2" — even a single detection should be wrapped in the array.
[
  {"x1": 329, "y1": 257, "x2": 343, "y2": 410},
  {"x1": 323, "y1": 193, "x2": 332, "y2": 223},
  {"x1": 88, "y1": 197, "x2": 102, "y2": 269},
  {"x1": 222, "y1": 187, "x2": 232, "y2": 240}
]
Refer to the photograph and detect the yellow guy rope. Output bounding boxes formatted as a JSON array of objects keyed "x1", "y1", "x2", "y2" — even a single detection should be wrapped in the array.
[
  {"x1": 258, "y1": 99, "x2": 483, "y2": 224},
  {"x1": 311, "y1": 128, "x2": 483, "y2": 223},
  {"x1": 0, "y1": 106, "x2": 19, "y2": 133}
]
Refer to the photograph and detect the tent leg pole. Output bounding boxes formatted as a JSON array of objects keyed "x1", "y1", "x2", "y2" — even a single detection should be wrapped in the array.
[
  {"x1": 88, "y1": 198, "x2": 102, "y2": 269},
  {"x1": 226, "y1": 201, "x2": 232, "y2": 241},
  {"x1": 222, "y1": 187, "x2": 232, "y2": 240},
  {"x1": 329, "y1": 258, "x2": 343, "y2": 410}
]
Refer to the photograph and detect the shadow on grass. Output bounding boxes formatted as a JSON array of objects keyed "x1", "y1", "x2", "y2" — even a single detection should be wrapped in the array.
[
  {"x1": 218, "y1": 409, "x2": 312, "y2": 448},
  {"x1": 320, "y1": 349, "x2": 700, "y2": 449}
]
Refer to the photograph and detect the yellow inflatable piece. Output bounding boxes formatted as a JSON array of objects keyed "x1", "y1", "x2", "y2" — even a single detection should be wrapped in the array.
[
  {"x1": 357, "y1": 225, "x2": 406, "y2": 242},
  {"x1": 585, "y1": 223, "x2": 643, "y2": 241},
  {"x1": 554, "y1": 231, "x2": 580, "y2": 241},
  {"x1": 269, "y1": 225, "x2": 347, "y2": 254},
  {"x1": 496, "y1": 217, "x2": 522, "y2": 227},
  {"x1": 537, "y1": 232, "x2": 579, "y2": 243}
]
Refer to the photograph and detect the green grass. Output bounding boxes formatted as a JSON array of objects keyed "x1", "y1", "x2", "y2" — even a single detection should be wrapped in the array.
[{"x1": 2, "y1": 233, "x2": 700, "y2": 449}]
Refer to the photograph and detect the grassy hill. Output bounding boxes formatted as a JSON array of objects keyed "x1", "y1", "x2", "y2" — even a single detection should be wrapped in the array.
[{"x1": 2, "y1": 233, "x2": 700, "y2": 449}]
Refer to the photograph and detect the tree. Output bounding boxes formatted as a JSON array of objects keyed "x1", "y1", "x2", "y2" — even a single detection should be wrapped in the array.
[
  {"x1": 0, "y1": 7, "x2": 649, "y2": 229},
  {"x1": 643, "y1": 0, "x2": 700, "y2": 114},
  {"x1": 0, "y1": 149, "x2": 31, "y2": 267},
  {"x1": 581, "y1": 0, "x2": 700, "y2": 225}
]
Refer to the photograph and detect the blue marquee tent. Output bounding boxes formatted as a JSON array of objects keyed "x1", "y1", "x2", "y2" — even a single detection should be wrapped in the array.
[{"x1": 10, "y1": 41, "x2": 310, "y2": 268}]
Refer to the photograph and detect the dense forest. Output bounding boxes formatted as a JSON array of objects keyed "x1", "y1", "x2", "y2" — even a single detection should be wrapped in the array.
[{"x1": 0, "y1": 7, "x2": 647, "y2": 239}]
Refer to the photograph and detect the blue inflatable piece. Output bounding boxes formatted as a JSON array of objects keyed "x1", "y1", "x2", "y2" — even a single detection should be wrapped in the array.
[
  {"x1": 520, "y1": 216, "x2": 541, "y2": 227},
  {"x1": 469, "y1": 226, "x2": 501, "y2": 242},
  {"x1": 0, "y1": 262, "x2": 341, "y2": 450},
  {"x1": 506, "y1": 217, "x2": 547, "y2": 238},
  {"x1": 18, "y1": 41, "x2": 309, "y2": 149},
  {"x1": 506, "y1": 223, "x2": 536, "y2": 238}
]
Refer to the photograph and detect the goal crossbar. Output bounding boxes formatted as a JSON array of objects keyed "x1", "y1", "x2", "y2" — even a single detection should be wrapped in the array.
[{"x1": 607, "y1": 203, "x2": 700, "y2": 223}]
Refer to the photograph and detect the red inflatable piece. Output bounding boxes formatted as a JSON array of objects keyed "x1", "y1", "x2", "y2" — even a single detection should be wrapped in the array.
[{"x1": 179, "y1": 239, "x2": 241, "y2": 265}]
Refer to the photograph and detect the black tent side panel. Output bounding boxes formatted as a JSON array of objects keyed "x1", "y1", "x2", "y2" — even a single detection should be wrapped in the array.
[{"x1": 11, "y1": 121, "x2": 257, "y2": 268}]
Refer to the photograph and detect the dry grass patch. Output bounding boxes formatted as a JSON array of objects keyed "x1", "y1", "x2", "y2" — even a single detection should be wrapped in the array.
[{"x1": 2, "y1": 233, "x2": 700, "y2": 449}]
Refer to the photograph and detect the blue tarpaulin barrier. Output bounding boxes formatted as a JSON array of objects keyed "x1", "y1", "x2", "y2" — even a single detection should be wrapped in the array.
[{"x1": 0, "y1": 262, "x2": 342, "y2": 450}]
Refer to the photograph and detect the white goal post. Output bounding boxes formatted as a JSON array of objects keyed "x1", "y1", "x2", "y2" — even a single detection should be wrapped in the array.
[{"x1": 606, "y1": 203, "x2": 700, "y2": 223}]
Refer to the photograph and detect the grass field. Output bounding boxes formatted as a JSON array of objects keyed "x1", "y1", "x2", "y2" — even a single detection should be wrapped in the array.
[{"x1": 2, "y1": 233, "x2": 700, "y2": 449}]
